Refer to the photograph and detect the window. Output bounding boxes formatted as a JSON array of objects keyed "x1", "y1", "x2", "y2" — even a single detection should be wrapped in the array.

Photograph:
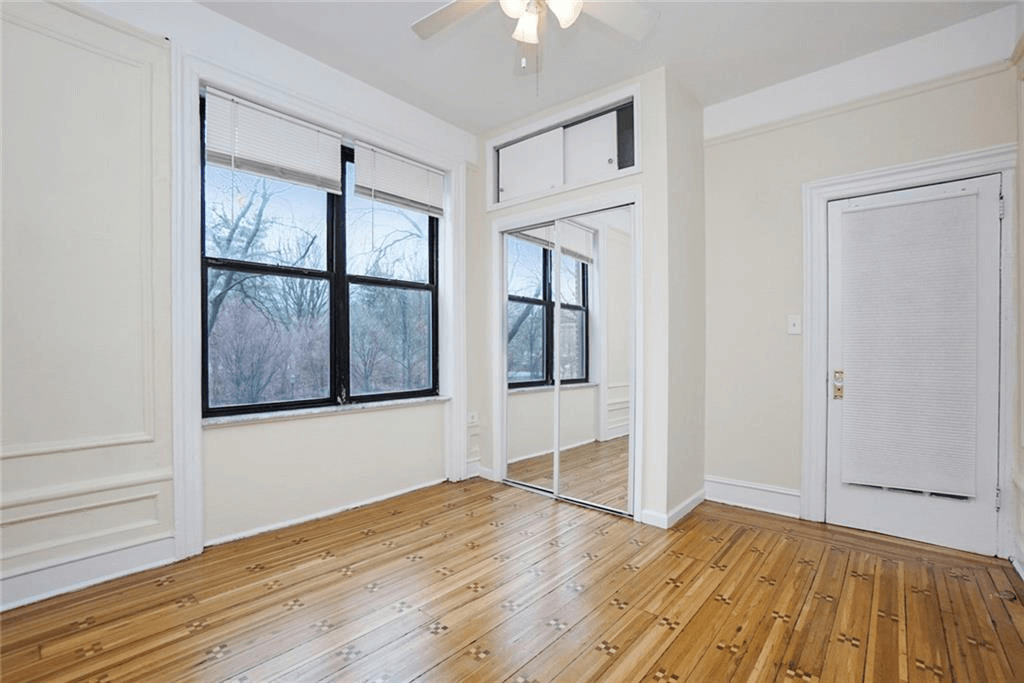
[
  {"x1": 506, "y1": 232, "x2": 589, "y2": 387},
  {"x1": 201, "y1": 89, "x2": 440, "y2": 416}
]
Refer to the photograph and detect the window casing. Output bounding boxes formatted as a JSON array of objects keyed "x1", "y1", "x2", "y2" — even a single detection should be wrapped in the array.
[
  {"x1": 506, "y1": 234, "x2": 589, "y2": 388},
  {"x1": 201, "y1": 93, "x2": 439, "y2": 417}
]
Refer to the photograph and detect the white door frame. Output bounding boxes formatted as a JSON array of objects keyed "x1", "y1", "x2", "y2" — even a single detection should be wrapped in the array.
[
  {"x1": 801, "y1": 144, "x2": 1017, "y2": 556},
  {"x1": 489, "y1": 186, "x2": 644, "y2": 520}
]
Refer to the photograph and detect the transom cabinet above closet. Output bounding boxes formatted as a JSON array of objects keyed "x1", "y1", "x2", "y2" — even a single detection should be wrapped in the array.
[{"x1": 491, "y1": 98, "x2": 637, "y2": 208}]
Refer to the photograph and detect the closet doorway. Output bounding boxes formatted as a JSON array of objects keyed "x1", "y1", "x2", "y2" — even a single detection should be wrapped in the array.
[{"x1": 501, "y1": 205, "x2": 635, "y2": 515}]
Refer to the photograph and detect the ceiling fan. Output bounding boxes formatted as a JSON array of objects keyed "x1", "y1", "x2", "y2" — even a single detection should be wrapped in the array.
[{"x1": 411, "y1": 0, "x2": 657, "y2": 45}]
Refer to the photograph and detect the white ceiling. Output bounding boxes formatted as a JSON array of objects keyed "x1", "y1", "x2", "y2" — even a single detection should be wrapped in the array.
[{"x1": 201, "y1": 1, "x2": 1008, "y2": 134}]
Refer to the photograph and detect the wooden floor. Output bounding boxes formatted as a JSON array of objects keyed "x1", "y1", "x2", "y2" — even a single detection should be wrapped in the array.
[
  {"x1": 506, "y1": 436, "x2": 629, "y2": 511},
  {"x1": 3, "y1": 479, "x2": 1024, "y2": 682}
]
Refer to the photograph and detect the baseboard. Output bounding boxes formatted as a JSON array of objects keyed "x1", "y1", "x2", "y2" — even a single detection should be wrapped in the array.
[
  {"x1": 1, "y1": 535, "x2": 177, "y2": 611},
  {"x1": 205, "y1": 477, "x2": 447, "y2": 547},
  {"x1": 1013, "y1": 535, "x2": 1024, "y2": 582},
  {"x1": 467, "y1": 458, "x2": 497, "y2": 481},
  {"x1": 640, "y1": 488, "x2": 705, "y2": 529},
  {"x1": 704, "y1": 475, "x2": 801, "y2": 518}
]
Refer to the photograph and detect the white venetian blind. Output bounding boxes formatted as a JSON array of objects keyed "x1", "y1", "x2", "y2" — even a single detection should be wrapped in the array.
[
  {"x1": 204, "y1": 87, "x2": 343, "y2": 193},
  {"x1": 355, "y1": 144, "x2": 445, "y2": 216}
]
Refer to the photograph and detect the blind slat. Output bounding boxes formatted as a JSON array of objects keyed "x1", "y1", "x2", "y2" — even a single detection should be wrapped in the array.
[{"x1": 205, "y1": 88, "x2": 343, "y2": 194}]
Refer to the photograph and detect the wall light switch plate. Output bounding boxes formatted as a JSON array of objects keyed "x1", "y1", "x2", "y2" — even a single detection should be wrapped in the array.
[{"x1": 787, "y1": 314, "x2": 802, "y2": 335}]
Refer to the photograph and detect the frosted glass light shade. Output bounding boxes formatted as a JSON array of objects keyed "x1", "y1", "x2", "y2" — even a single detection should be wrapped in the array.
[
  {"x1": 547, "y1": 0, "x2": 583, "y2": 28},
  {"x1": 512, "y1": 11, "x2": 540, "y2": 44},
  {"x1": 500, "y1": 0, "x2": 528, "y2": 19}
]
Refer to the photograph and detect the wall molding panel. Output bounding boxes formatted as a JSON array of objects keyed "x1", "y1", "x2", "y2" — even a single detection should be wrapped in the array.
[{"x1": 1, "y1": 1, "x2": 175, "y2": 608}]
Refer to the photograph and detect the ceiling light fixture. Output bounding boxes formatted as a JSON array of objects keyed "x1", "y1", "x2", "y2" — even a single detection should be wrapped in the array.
[{"x1": 501, "y1": 0, "x2": 583, "y2": 44}]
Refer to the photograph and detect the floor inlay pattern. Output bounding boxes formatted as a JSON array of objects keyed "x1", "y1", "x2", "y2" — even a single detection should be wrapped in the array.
[{"x1": 2, "y1": 479, "x2": 1023, "y2": 681}]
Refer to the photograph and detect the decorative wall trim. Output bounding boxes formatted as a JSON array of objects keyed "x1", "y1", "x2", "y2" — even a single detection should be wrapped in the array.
[
  {"x1": 704, "y1": 475, "x2": 801, "y2": 519},
  {"x1": 1, "y1": 469, "x2": 173, "y2": 509},
  {"x1": 1, "y1": 535, "x2": 176, "y2": 610},
  {"x1": 1, "y1": 492, "x2": 158, "y2": 529},
  {"x1": 705, "y1": 6, "x2": 1017, "y2": 140},
  {"x1": 641, "y1": 488, "x2": 704, "y2": 529},
  {"x1": 1, "y1": 432, "x2": 155, "y2": 460},
  {"x1": 205, "y1": 478, "x2": 446, "y2": 547}
]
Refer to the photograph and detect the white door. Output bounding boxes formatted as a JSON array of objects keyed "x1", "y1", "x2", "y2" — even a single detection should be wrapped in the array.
[{"x1": 825, "y1": 175, "x2": 1001, "y2": 555}]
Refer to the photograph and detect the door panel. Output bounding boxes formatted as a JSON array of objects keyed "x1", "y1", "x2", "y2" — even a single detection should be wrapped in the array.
[
  {"x1": 497, "y1": 128, "x2": 562, "y2": 203},
  {"x1": 825, "y1": 175, "x2": 1001, "y2": 554}
]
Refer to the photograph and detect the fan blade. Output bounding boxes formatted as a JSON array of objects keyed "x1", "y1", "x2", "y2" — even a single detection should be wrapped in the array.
[
  {"x1": 584, "y1": 0, "x2": 658, "y2": 42},
  {"x1": 412, "y1": 0, "x2": 489, "y2": 39}
]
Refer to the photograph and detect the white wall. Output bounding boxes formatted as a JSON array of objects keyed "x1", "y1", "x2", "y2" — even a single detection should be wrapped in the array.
[
  {"x1": 68, "y1": 2, "x2": 475, "y2": 557},
  {"x1": 665, "y1": 72, "x2": 707, "y2": 513},
  {"x1": 2, "y1": 2, "x2": 173, "y2": 608},
  {"x1": 203, "y1": 404, "x2": 446, "y2": 542},
  {"x1": 704, "y1": 67, "x2": 1017, "y2": 495}
]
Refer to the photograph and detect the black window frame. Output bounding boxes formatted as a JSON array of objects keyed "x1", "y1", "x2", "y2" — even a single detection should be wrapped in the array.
[
  {"x1": 201, "y1": 97, "x2": 439, "y2": 417},
  {"x1": 506, "y1": 237, "x2": 589, "y2": 389}
]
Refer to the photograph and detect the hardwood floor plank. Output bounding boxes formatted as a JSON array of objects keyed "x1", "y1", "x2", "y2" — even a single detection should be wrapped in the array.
[
  {"x1": 819, "y1": 550, "x2": 876, "y2": 683},
  {"x1": 863, "y1": 558, "x2": 906, "y2": 683},
  {"x1": 904, "y1": 560, "x2": 949, "y2": 683},
  {"x1": 3, "y1": 483, "x2": 1023, "y2": 683},
  {"x1": 731, "y1": 540, "x2": 826, "y2": 682},
  {"x1": 683, "y1": 534, "x2": 801, "y2": 682},
  {"x1": 773, "y1": 544, "x2": 851, "y2": 683}
]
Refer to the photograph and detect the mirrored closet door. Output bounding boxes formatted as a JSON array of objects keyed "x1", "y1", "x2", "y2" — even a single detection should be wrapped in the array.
[{"x1": 504, "y1": 206, "x2": 634, "y2": 515}]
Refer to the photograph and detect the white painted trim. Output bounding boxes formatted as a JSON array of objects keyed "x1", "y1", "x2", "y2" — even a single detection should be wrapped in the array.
[
  {"x1": 802, "y1": 146, "x2": 1017, "y2": 554},
  {"x1": 2, "y1": 468, "x2": 173, "y2": 508},
  {"x1": 1, "y1": 536, "x2": 176, "y2": 611},
  {"x1": 1011, "y1": 555, "x2": 1024, "y2": 584},
  {"x1": 998, "y1": 171, "x2": 1020, "y2": 559},
  {"x1": 641, "y1": 488, "x2": 704, "y2": 529},
  {"x1": 205, "y1": 478, "x2": 446, "y2": 547},
  {"x1": 490, "y1": 186, "x2": 644, "y2": 520},
  {"x1": 704, "y1": 476, "x2": 801, "y2": 519},
  {"x1": 467, "y1": 458, "x2": 490, "y2": 479},
  {"x1": 484, "y1": 84, "x2": 643, "y2": 212},
  {"x1": 443, "y1": 163, "x2": 469, "y2": 482},
  {"x1": 172, "y1": 52, "x2": 204, "y2": 560},
  {"x1": 705, "y1": 6, "x2": 1018, "y2": 140}
]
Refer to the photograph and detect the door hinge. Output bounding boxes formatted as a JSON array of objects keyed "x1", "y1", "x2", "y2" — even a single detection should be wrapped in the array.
[
  {"x1": 996, "y1": 487, "x2": 1002, "y2": 511},
  {"x1": 999, "y1": 193, "x2": 1005, "y2": 220}
]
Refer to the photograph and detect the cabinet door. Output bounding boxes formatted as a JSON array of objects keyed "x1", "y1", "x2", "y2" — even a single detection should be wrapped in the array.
[
  {"x1": 563, "y1": 111, "x2": 617, "y2": 186},
  {"x1": 497, "y1": 127, "x2": 563, "y2": 203}
]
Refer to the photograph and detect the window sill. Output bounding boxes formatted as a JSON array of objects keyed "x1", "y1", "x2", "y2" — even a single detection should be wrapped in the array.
[
  {"x1": 203, "y1": 395, "x2": 451, "y2": 429},
  {"x1": 508, "y1": 382, "x2": 598, "y2": 396}
]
